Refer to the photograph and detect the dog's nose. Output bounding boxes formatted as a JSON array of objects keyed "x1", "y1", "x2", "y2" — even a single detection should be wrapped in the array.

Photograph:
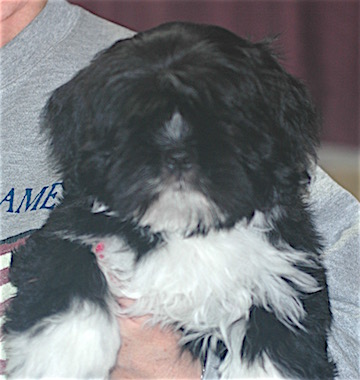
[{"x1": 165, "y1": 150, "x2": 193, "y2": 173}]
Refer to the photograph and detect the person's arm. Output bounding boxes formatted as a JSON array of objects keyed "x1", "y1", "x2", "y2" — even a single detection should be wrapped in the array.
[
  {"x1": 310, "y1": 166, "x2": 360, "y2": 379},
  {"x1": 111, "y1": 299, "x2": 203, "y2": 379}
]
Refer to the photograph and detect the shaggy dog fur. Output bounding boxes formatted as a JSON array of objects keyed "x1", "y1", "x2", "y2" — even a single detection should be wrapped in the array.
[{"x1": 5, "y1": 22, "x2": 336, "y2": 379}]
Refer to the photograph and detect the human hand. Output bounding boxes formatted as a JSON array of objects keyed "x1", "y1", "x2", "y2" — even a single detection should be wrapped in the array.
[{"x1": 110, "y1": 298, "x2": 202, "y2": 379}]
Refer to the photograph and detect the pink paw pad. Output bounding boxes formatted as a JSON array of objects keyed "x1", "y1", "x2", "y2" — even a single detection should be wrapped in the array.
[{"x1": 94, "y1": 242, "x2": 105, "y2": 259}]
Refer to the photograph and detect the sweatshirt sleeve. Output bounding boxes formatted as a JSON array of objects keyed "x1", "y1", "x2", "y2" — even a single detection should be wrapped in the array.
[{"x1": 309, "y1": 166, "x2": 360, "y2": 379}]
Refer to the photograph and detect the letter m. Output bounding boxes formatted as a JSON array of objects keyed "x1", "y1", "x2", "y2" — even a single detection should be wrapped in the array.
[{"x1": 15, "y1": 187, "x2": 49, "y2": 213}]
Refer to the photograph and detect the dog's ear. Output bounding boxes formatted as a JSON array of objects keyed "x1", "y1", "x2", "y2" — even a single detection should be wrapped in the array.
[
  {"x1": 205, "y1": 32, "x2": 321, "y2": 204},
  {"x1": 41, "y1": 74, "x2": 92, "y2": 185},
  {"x1": 41, "y1": 39, "x2": 132, "y2": 192},
  {"x1": 196, "y1": 26, "x2": 320, "y2": 175},
  {"x1": 228, "y1": 38, "x2": 321, "y2": 194},
  {"x1": 259, "y1": 40, "x2": 321, "y2": 169},
  {"x1": 273, "y1": 55, "x2": 321, "y2": 193}
]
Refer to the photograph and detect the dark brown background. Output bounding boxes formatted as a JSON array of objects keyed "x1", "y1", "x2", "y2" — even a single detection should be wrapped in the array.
[{"x1": 70, "y1": 0, "x2": 359, "y2": 148}]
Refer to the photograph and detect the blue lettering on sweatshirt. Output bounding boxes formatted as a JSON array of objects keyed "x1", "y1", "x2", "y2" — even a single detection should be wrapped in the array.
[{"x1": 0, "y1": 182, "x2": 63, "y2": 213}]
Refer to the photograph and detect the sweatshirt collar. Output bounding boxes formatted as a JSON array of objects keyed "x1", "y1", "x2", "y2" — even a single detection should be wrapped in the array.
[{"x1": 0, "y1": 0, "x2": 80, "y2": 88}]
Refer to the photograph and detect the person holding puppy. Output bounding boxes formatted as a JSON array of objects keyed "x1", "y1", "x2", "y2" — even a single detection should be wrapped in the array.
[{"x1": 0, "y1": 0, "x2": 358, "y2": 379}]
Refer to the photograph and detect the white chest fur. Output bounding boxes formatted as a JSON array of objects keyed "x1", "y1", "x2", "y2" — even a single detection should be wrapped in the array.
[
  {"x1": 6, "y1": 216, "x2": 321, "y2": 379},
  {"x1": 94, "y1": 216, "x2": 319, "y2": 374}
]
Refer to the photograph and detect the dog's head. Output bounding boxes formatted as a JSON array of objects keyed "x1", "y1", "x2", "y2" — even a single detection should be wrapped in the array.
[{"x1": 43, "y1": 22, "x2": 319, "y2": 235}]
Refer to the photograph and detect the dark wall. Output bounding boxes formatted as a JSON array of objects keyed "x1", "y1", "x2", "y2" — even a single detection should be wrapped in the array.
[{"x1": 70, "y1": 0, "x2": 359, "y2": 147}]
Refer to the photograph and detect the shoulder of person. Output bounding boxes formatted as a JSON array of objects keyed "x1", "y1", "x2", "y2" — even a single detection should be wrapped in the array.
[
  {"x1": 309, "y1": 165, "x2": 359, "y2": 246},
  {"x1": 64, "y1": 0, "x2": 136, "y2": 61}
]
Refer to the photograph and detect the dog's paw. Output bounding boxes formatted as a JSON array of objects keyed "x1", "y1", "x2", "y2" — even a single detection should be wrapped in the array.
[{"x1": 5, "y1": 300, "x2": 120, "y2": 379}]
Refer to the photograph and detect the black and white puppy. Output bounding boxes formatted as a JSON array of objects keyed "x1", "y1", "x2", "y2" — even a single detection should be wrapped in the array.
[{"x1": 5, "y1": 22, "x2": 336, "y2": 379}]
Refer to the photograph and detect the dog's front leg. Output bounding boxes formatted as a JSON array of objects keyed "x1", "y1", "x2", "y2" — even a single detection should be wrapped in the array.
[
  {"x1": 5, "y1": 299, "x2": 121, "y2": 379},
  {"x1": 218, "y1": 319, "x2": 284, "y2": 379},
  {"x1": 4, "y1": 231, "x2": 121, "y2": 378}
]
